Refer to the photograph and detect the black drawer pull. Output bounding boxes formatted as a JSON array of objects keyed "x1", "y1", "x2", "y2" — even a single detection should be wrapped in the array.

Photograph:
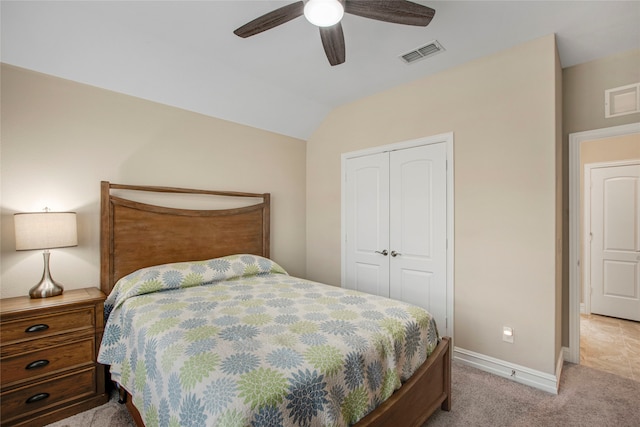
[
  {"x1": 26, "y1": 393, "x2": 50, "y2": 404},
  {"x1": 25, "y1": 359, "x2": 50, "y2": 370},
  {"x1": 25, "y1": 324, "x2": 49, "y2": 333}
]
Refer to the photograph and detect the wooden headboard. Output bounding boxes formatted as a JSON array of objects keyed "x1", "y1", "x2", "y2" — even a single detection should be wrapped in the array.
[{"x1": 100, "y1": 181, "x2": 270, "y2": 296}]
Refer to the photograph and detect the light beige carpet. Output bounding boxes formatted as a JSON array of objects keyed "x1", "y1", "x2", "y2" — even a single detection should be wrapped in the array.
[
  {"x1": 46, "y1": 361, "x2": 640, "y2": 426},
  {"x1": 427, "y1": 361, "x2": 640, "y2": 426},
  {"x1": 45, "y1": 390, "x2": 136, "y2": 427}
]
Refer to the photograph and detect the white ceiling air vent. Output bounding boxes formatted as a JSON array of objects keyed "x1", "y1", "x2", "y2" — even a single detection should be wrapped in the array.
[
  {"x1": 400, "y1": 40, "x2": 444, "y2": 64},
  {"x1": 605, "y1": 83, "x2": 640, "y2": 118}
]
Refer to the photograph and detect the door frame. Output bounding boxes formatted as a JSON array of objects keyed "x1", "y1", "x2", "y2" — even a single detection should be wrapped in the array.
[
  {"x1": 567, "y1": 122, "x2": 640, "y2": 363},
  {"x1": 340, "y1": 132, "x2": 454, "y2": 339},
  {"x1": 583, "y1": 159, "x2": 640, "y2": 316}
]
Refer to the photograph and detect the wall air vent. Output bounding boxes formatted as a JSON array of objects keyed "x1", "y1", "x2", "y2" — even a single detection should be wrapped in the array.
[
  {"x1": 605, "y1": 83, "x2": 640, "y2": 118},
  {"x1": 400, "y1": 40, "x2": 445, "y2": 64}
]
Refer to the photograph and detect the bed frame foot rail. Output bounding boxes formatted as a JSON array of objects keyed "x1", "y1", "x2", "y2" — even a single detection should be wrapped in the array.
[
  {"x1": 357, "y1": 336, "x2": 452, "y2": 426},
  {"x1": 116, "y1": 384, "x2": 127, "y2": 405}
]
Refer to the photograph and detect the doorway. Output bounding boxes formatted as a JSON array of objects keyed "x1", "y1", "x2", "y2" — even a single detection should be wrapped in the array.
[{"x1": 568, "y1": 123, "x2": 640, "y2": 373}]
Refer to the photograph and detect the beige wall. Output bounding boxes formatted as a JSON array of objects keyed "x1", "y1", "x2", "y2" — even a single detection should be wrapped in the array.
[
  {"x1": 581, "y1": 133, "x2": 640, "y2": 164},
  {"x1": 0, "y1": 64, "x2": 307, "y2": 299},
  {"x1": 554, "y1": 44, "x2": 564, "y2": 366},
  {"x1": 561, "y1": 49, "x2": 640, "y2": 344},
  {"x1": 563, "y1": 49, "x2": 640, "y2": 136},
  {"x1": 306, "y1": 35, "x2": 561, "y2": 374}
]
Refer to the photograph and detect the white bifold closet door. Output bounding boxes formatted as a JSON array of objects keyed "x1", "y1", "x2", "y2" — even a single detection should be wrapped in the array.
[{"x1": 344, "y1": 143, "x2": 447, "y2": 331}]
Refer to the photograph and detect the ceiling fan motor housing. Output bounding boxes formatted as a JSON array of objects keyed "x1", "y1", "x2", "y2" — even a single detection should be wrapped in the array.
[{"x1": 304, "y1": 0, "x2": 345, "y2": 27}]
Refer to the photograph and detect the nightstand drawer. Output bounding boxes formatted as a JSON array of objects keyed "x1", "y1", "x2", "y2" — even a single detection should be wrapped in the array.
[
  {"x1": 1, "y1": 307, "x2": 95, "y2": 344},
  {"x1": 1, "y1": 338, "x2": 95, "y2": 385},
  {"x1": 1, "y1": 366, "x2": 96, "y2": 423}
]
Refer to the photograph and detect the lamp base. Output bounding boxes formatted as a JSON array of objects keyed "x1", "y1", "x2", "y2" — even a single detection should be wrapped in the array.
[{"x1": 29, "y1": 251, "x2": 64, "y2": 298}]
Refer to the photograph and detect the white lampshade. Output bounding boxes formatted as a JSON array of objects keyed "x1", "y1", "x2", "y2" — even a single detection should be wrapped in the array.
[
  {"x1": 15, "y1": 212, "x2": 78, "y2": 251},
  {"x1": 304, "y1": 0, "x2": 344, "y2": 27}
]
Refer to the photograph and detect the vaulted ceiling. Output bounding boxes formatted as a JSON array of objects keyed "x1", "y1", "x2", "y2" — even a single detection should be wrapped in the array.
[{"x1": 2, "y1": 1, "x2": 639, "y2": 139}]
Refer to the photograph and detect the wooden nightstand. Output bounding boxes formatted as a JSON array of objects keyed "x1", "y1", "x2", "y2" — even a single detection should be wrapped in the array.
[{"x1": 0, "y1": 288, "x2": 109, "y2": 426}]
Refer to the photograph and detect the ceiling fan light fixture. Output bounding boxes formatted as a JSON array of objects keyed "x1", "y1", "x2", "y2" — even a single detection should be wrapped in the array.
[{"x1": 304, "y1": 0, "x2": 344, "y2": 27}]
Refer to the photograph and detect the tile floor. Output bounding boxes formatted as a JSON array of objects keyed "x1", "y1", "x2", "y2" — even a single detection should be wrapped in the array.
[{"x1": 580, "y1": 313, "x2": 640, "y2": 381}]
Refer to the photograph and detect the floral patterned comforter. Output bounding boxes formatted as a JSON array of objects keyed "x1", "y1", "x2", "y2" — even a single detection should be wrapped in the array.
[{"x1": 98, "y1": 255, "x2": 440, "y2": 427}]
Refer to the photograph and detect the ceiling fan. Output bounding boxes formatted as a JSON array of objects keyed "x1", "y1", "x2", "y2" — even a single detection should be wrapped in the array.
[{"x1": 233, "y1": 0, "x2": 436, "y2": 66}]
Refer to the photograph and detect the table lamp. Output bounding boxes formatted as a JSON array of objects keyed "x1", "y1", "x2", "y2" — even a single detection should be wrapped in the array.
[{"x1": 14, "y1": 210, "x2": 78, "y2": 298}]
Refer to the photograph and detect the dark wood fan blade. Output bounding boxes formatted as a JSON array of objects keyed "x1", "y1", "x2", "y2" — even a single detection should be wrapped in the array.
[
  {"x1": 345, "y1": 0, "x2": 435, "y2": 26},
  {"x1": 234, "y1": 1, "x2": 304, "y2": 38},
  {"x1": 320, "y1": 23, "x2": 346, "y2": 66}
]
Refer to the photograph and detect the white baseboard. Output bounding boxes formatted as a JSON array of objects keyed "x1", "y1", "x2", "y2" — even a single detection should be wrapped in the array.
[
  {"x1": 454, "y1": 347, "x2": 560, "y2": 394},
  {"x1": 562, "y1": 346, "x2": 571, "y2": 362}
]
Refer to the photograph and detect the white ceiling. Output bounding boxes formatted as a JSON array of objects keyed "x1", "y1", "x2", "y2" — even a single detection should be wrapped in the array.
[{"x1": 2, "y1": 1, "x2": 639, "y2": 140}]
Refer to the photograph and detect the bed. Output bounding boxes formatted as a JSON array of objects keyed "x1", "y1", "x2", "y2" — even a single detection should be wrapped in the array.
[{"x1": 97, "y1": 181, "x2": 450, "y2": 426}]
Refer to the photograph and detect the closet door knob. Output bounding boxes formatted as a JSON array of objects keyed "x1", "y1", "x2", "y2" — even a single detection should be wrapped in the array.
[
  {"x1": 391, "y1": 251, "x2": 401, "y2": 257},
  {"x1": 375, "y1": 250, "x2": 388, "y2": 256}
]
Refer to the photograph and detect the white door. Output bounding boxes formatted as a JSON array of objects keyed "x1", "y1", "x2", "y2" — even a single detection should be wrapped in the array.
[
  {"x1": 589, "y1": 163, "x2": 640, "y2": 321},
  {"x1": 389, "y1": 144, "x2": 447, "y2": 330},
  {"x1": 344, "y1": 143, "x2": 448, "y2": 331},
  {"x1": 345, "y1": 152, "x2": 390, "y2": 297}
]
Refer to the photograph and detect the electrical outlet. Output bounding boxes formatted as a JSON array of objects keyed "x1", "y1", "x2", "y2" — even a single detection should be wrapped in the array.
[{"x1": 503, "y1": 326, "x2": 514, "y2": 343}]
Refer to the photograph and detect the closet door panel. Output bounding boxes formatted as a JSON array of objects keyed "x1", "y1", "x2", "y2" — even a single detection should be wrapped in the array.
[
  {"x1": 396, "y1": 269, "x2": 434, "y2": 308},
  {"x1": 345, "y1": 153, "x2": 390, "y2": 297},
  {"x1": 389, "y1": 144, "x2": 447, "y2": 329}
]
